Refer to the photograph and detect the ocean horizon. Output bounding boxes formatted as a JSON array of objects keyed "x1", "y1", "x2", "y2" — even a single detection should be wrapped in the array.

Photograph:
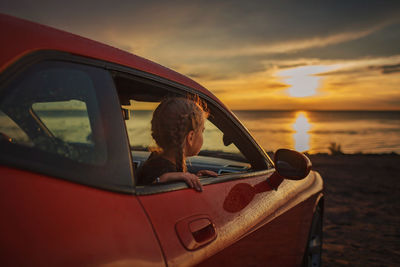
[
  {"x1": 123, "y1": 109, "x2": 400, "y2": 155},
  {"x1": 2, "y1": 110, "x2": 399, "y2": 155},
  {"x1": 233, "y1": 110, "x2": 400, "y2": 154}
]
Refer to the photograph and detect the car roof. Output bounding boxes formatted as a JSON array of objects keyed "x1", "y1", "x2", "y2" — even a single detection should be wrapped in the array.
[{"x1": 0, "y1": 13, "x2": 225, "y2": 108}]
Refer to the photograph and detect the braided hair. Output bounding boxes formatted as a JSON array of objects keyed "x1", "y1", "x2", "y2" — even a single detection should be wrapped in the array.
[{"x1": 151, "y1": 96, "x2": 207, "y2": 172}]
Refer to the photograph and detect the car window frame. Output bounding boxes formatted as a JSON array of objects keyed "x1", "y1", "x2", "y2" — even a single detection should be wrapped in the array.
[
  {"x1": 109, "y1": 70, "x2": 274, "y2": 195},
  {"x1": 0, "y1": 51, "x2": 134, "y2": 194},
  {"x1": 110, "y1": 70, "x2": 272, "y2": 167}
]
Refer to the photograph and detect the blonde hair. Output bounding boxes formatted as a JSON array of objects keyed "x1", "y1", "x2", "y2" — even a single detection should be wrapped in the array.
[{"x1": 151, "y1": 96, "x2": 207, "y2": 171}]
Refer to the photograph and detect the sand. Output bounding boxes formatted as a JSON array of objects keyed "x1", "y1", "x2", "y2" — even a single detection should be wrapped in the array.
[{"x1": 309, "y1": 153, "x2": 400, "y2": 266}]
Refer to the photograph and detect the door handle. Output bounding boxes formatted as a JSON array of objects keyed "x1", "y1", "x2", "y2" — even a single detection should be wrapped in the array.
[{"x1": 176, "y1": 215, "x2": 217, "y2": 250}]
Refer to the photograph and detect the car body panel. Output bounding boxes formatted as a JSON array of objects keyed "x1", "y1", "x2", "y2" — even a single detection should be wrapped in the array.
[
  {"x1": 0, "y1": 166, "x2": 164, "y2": 266},
  {"x1": 0, "y1": 13, "x2": 324, "y2": 266},
  {"x1": 138, "y1": 171, "x2": 323, "y2": 266},
  {"x1": 198, "y1": 193, "x2": 319, "y2": 266}
]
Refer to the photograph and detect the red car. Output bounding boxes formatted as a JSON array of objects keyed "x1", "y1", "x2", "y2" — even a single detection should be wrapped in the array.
[{"x1": 0, "y1": 14, "x2": 323, "y2": 267}]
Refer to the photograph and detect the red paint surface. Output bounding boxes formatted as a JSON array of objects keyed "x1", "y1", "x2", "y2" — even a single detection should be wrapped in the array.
[
  {"x1": 198, "y1": 195, "x2": 317, "y2": 266},
  {"x1": 138, "y1": 172, "x2": 321, "y2": 266},
  {"x1": 223, "y1": 173, "x2": 283, "y2": 213},
  {"x1": 0, "y1": 166, "x2": 164, "y2": 266}
]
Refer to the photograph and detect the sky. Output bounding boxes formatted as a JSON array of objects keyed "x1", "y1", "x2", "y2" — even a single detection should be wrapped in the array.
[{"x1": 1, "y1": 0, "x2": 400, "y2": 110}]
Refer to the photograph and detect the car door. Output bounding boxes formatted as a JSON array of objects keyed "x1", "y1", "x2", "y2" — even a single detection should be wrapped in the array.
[{"x1": 115, "y1": 72, "x2": 321, "y2": 266}]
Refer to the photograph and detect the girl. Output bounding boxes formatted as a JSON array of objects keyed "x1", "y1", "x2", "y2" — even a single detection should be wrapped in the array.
[{"x1": 137, "y1": 97, "x2": 218, "y2": 191}]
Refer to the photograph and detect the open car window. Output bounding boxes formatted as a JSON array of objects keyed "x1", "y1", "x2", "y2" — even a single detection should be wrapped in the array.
[
  {"x1": 124, "y1": 100, "x2": 250, "y2": 177},
  {"x1": 114, "y1": 73, "x2": 271, "y2": 189}
]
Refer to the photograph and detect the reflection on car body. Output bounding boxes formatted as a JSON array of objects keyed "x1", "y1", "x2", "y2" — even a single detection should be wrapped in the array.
[{"x1": 0, "y1": 14, "x2": 324, "y2": 267}]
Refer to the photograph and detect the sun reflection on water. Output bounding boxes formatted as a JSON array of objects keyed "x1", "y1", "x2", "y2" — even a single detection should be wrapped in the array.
[{"x1": 292, "y1": 111, "x2": 311, "y2": 152}]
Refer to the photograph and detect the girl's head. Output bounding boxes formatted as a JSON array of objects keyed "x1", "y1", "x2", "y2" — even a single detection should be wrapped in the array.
[{"x1": 151, "y1": 96, "x2": 207, "y2": 171}]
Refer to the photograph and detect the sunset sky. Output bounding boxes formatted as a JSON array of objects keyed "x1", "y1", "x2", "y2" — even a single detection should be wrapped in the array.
[{"x1": 1, "y1": 0, "x2": 400, "y2": 110}]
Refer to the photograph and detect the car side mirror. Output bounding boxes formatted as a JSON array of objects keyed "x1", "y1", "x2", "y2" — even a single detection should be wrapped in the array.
[{"x1": 274, "y1": 149, "x2": 312, "y2": 180}]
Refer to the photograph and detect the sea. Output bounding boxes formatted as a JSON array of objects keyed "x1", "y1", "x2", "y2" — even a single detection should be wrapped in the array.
[
  {"x1": 233, "y1": 110, "x2": 400, "y2": 154},
  {"x1": 125, "y1": 110, "x2": 400, "y2": 155},
  {"x1": 2, "y1": 110, "x2": 399, "y2": 155}
]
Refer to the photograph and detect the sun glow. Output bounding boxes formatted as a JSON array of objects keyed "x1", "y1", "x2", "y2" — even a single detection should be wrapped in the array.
[
  {"x1": 292, "y1": 111, "x2": 311, "y2": 152},
  {"x1": 278, "y1": 65, "x2": 336, "y2": 98}
]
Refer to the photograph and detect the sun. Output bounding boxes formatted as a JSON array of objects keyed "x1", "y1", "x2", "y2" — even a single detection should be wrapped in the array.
[{"x1": 278, "y1": 65, "x2": 335, "y2": 98}]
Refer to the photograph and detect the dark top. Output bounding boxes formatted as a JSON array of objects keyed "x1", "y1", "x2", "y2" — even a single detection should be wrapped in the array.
[{"x1": 136, "y1": 152, "x2": 177, "y2": 185}]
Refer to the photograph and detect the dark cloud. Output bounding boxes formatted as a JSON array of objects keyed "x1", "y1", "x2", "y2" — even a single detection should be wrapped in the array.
[
  {"x1": 285, "y1": 22, "x2": 400, "y2": 60},
  {"x1": 384, "y1": 96, "x2": 400, "y2": 107},
  {"x1": 174, "y1": 55, "x2": 268, "y2": 81},
  {"x1": 2, "y1": 0, "x2": 400, "y2": 52},
  {"x1": 221, "y1": 0, "x2": 400, "y2": 46},
  {"x1": 367, "y1": 95, "x2": 400, "y2": 109},
  {"x1": 318, "y1": 62, "x2": 400, "y2": 78},
  {"x1": 277, "y1": 63, "x2": 308, "y2": 69},
  {"x1": 372, "y1": 64, "x2": 400, "y2": 74},
  {"x1": 316, "y1": 67, "x2": 367, "y2": 76},
  {"x1": 265, "y1": 82, "x2": 287, "y2": 89},
  {"x1": 187, "y1": 72, "x2": 231, "y2": 81}
]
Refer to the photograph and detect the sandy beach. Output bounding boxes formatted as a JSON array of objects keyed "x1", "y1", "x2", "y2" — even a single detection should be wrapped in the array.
[{"x1": 309, "y1": 153, "x2": 400, "y2": 266}]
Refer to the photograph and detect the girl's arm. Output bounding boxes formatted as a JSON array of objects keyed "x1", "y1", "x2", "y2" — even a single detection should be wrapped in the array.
[{"x1": 159, "y1": 172, "x2": 203, "y2": 192}]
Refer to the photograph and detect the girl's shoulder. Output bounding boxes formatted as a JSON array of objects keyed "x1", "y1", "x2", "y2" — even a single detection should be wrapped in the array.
[
  {"x1": 136, "y1": 153, "x2": 177, "y2": 185},
  {"x1": 146, "y1": 153, "x2": 176, "y2": 169}
]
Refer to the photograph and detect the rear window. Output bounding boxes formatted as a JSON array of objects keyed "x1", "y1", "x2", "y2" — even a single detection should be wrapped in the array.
[{"x1": 0, "y1": 61, "x2": 107, "y2": 164}]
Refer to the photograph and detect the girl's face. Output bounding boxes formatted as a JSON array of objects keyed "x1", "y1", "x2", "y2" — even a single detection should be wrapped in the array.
[{"x1": 186, "y1": 116, "x2": 205, "y2": 157}]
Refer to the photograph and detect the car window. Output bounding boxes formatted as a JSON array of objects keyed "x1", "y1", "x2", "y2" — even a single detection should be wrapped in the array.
[
  {"x1": 202, "y1": 120, "x2": 243, "y2": 154},
  {"x1": 32, "y1": 100, "x2": 92, "y2": 145},
  {"x1": 0, "y1": 61, "x2": 107, "y2": 164},
  {"x1": 0, "y1": 57, "x2": 134, "y2": 193},
  {"x1": 123, "y1": 99, "x2": 251, "y2": 178},
  {"x1": 124, "y1": 108, "x2": 154, "y2": 150}
]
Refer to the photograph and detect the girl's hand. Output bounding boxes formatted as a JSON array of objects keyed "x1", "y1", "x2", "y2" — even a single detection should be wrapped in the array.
[
  {"x1": 160, "y1": 172, "x2": 203, "y2": 192},
  {"x1": 196, "y1": 170, "x2": 218, "y2": 177},
  {"x1": 181, "y1": 173, "x2": 203, "y2": 192}
]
